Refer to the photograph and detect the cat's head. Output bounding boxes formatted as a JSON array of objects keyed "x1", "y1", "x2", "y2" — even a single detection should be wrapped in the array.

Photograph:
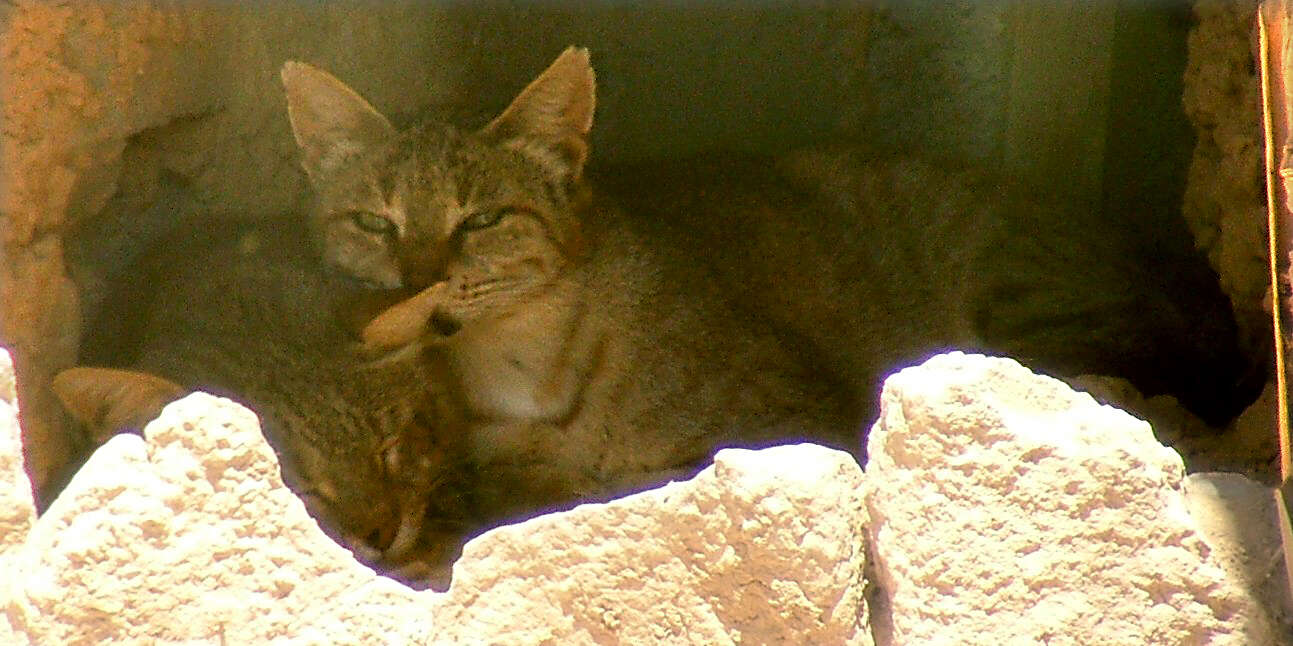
[
  {"x1": 51, "y1": 365, "x2": 464, "y2": 586},
  {"x1": 282, "y1": 49, "x2": 595, "y2": 341}
]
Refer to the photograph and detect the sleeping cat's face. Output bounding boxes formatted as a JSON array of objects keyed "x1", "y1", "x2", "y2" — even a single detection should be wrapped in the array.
[{"x1": 282, "y1": 49, "x2": 595, "y2": 339}]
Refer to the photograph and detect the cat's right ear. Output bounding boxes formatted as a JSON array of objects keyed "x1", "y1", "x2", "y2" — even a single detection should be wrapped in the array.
[
  {"x1": 481, "y1": 47, "x2": 596, "y2": 182},
  {"x1": 52, "y1": 367, "x2": 187, "y2": 444},
  {"x1": 281, "y1": 62, "x2": 395, "y2": 182}
]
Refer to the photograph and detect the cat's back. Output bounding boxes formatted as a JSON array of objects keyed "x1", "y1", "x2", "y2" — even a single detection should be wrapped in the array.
[
  {"x1": 594, "y1": 144, "x2": 1255, "y2": 424},
  {"x1": 591, "y1": 147, "x2": 994, "y2": 409},
  {"x1": 98, "y1": 215, "x2": 436, "y2": 457},
  {"x1": 131, "y1": 216, "x2": 410, "y2": 399},
  {"x1": 595, "y1": 146, "x2": 999, "y2": 322},
  {"x1": 147, "y1": 220, "x2": 347, "y2": 347}
]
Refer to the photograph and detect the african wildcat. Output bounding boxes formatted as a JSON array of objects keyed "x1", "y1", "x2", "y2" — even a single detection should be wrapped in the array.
[
  {"x1": 283, "y1": 51, "x2": 859, "y2": 522},
  {"x1": 284, "y1": 48, "x2": 1255, "y2": 522},
  {"x1": 56, "y1": 188, "x2": 472, "y2": 587}
]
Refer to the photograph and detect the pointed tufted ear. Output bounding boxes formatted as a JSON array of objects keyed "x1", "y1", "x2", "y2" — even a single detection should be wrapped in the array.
[
  {"x1": 481, "y1": 47, "x2": 596, "y2": 182},
  {"x1": 281, "y1": 61, "x2": 396, "y2": 182},
  {"x1": 52, "y1": 367, "x2": 187, "y2": 444}
]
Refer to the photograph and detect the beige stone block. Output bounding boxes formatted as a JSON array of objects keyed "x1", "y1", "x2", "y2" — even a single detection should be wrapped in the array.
[{"x1": 867, "y1": 352, "x2": 1279, "y2": 645}]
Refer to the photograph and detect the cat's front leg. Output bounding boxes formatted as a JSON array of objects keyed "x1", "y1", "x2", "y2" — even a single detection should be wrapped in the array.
[{"x1": 362, "y1": 280, "x2": 448, "y2": 348}]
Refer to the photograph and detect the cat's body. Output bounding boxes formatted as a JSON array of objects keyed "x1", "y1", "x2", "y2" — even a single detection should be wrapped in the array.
[
  {"x1": 284, "y1": 49, "x2": 1257, "y2": 528},
  {"x1": 598, "y1": 146, "x2": 1258, "y2": 427},
  {"x1": 60, "y1": 202, "x2": 470, "y2": 586},
  {"x1": 284, "y1": 52, "x2": 866, "y2": 521},
  {"x1": 437, "y1": 195, "x2": 860, "y2": 517},
  {"x1": 424, "y1": 146, "x2": 1251, "y2": 521}
]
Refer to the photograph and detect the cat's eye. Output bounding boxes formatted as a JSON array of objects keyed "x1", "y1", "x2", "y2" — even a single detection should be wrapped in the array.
[
  {"x1": 349, "y1": 211, "x2": 396, "y2": 236},
  {"x1": 458, "y1": 209, "x2": 507, "y2": 232}
]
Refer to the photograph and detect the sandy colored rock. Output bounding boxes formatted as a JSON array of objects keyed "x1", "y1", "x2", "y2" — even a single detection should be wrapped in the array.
[
  {"x1": 0, "y1": 349, "x2": 35, "y2": 557},
  {"x1": 1218, "y1": 379, "x2": 1284, "y2": 481},
  {"x1": 1, "y1": 384, "x2": 873, "y2": 644},
  {"x1": 430, "y1": 444, "x2": 872, "y2": 645},
  {"x1": 1065, "y1": 373, "x2": 1213, "y2": 446},
  {"x1": 0, "y1": 348, "x2": 16, "y2": 406},
  {"x1": 0, "y1": 1, "x2": 213, "y2": 498},
  {"x1": 867, "y1": 352, "x2": 1277, "y2": 645},
  {"x1": 1185, "y1": 472, "x2": 1293, "y2": 638},
  {"x1": 0, "y1": 349, "x2": 1284, "y2": 644},
  {"x1": 1067, "y1": 374, "x2": 1280, "y2": 482},
  {"x1": 4, "y1": 393, "x2": 433, "y2": 644},
  {"x1": 1183, "y1": 0, "x2": 1268, "y2": 352},
  {"x1": 0, "y1": 349, "x2": 35, "y2": 646}
]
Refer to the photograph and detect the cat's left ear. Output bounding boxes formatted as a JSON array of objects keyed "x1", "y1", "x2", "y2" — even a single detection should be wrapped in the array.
[
  {"x1": 281, "y1": 61, "x2": 396, "y2": 182},
  {"x1": 51, "y1": 367, "x2": 187, "y2": 444},
  {"x1": 481, "y1": 47, "x2": 596, "y2": 182}
]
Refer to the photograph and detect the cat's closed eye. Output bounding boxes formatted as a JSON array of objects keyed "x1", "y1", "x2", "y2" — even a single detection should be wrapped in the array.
[
  {"x1": 350, "y1": 211, "x2": 397, "y2": 236},
  {"x1": 458, "y1": 209, "x2": 509, "y2": 232}
]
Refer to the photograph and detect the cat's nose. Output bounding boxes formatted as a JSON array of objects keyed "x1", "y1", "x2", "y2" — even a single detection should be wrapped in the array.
[
  {"x1": 399, "y1": 249, "x2": 450, "y2": 291},
  {"x1": 429, "y1": 310, "x2": 462, "y2": 337},
  {"x1": 383, "y1": 504, "x2": 426, "y2": 563},
  {"x1": 363, "y1": 524, "x2": 397, "y2": 554},
  {"x1": 358, "y1": 502, "x2": 401, "y2": 554}
]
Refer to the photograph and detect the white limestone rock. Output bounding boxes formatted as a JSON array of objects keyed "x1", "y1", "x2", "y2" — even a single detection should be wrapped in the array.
[
  {"x1": 0, "y1": 348, "x2": 16, "y2": 406},
  {"x1": 0, "y1": 349, "x2": 34, "y2": 558},
  {"x1": 866, "y1": 352, "x2": 1277, "y2": 645},
  {"x1": 1, "y1": 382, "x2": 871, "y2": 644},
  {"x1": 4, "y1": 393, "x2": 433, "y2": 644},
  {"x1": 430, "y1": 444, "x2": 872, "y2": 645},
  {"x1": 6, "y1": 347, "x2": 1278, "y2": 644},
  {"x1": 0, "y1": 349, "x2": 34, "y2": 646},
  {"x1": 1185, "y1": 472, "x2": 1293, "y2": 640}
]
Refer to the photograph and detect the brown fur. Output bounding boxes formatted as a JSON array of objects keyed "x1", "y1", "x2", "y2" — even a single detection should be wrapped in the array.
[
  {"x1": 58, "y1": 220, "x2": 472, "y2": 588},
  {"x1": 599, "y1": 146, "x2": 1258, "y2": 427},
  {"x1": 286, "y1": 50, "x2": 858, "y2": 526}
]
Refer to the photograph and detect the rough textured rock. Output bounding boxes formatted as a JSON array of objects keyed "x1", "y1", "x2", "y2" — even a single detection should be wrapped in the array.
[
  {"x1": 1068, "y1": 374, "x2": 1280, "y2": 483},
  {"x1": 1183, "y1": 0, "x2": 1269, "y2": 352},
  {"x1": 1219, "y1": 380, "x2": 1285, "y2": 482},
  {"x1": 0, "y1": 350, "x2": 34, "y2": 557},
  {"x1": 0, "y1": 349, "x2": 16, "y2": 406},
  {"x1": 0, "y1": 349, "x2": 34, "y2": 646},
  {"x1": 1185, "y1": 472, "x2": 1293, "y2": 636},
  {"x1": 0, "y1": 379, "x2": 872, "y2": 643},
  {"x1": 1066, "y1": 374, "x2": 1215, "y2": 446},
  {"x1": 429, "y1": 445, "x2": 871, "y2": 645},
  {"x1": 5, "y1": 393, "x2": 433, "y2": 644},
  {"x1": 2, "y1": 348, "x2": 1282, "y2": 643},
  {"x1": 867, "y1": 352, "x2": 1279, "y2": 645}
]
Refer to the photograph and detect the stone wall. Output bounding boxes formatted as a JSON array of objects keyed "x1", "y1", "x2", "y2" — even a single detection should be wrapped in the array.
[
  {"x1": 1183, "y1": 0, "x2": 1270, "y2": 357},
  {"x1": 1, "y1": 350, "x2": 1285, "y2": 643}
]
